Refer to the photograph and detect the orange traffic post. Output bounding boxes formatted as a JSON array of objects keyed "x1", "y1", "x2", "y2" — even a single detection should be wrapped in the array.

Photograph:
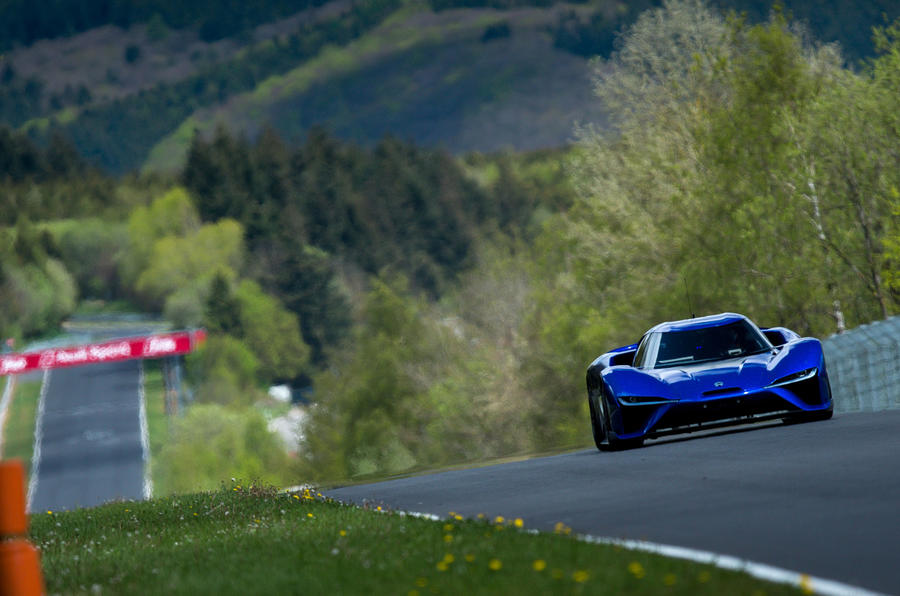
[{"x1": 0, "y1": 459, "x2": 45, "y2": 596}]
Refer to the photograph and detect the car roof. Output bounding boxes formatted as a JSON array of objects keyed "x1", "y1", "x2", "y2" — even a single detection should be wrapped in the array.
[{"x1": 647, "y1": 312, "x2": 749, "y2": 334}]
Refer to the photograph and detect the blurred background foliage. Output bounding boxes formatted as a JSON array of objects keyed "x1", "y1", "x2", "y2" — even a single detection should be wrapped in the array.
[{"x1": 3, "y1": 0, "x2": 900, "y2": 488}]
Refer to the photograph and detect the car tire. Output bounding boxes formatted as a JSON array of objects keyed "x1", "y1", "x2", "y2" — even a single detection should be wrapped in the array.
[
  {"x1": 588, "y1": 390, "x2": 607, "y2": 451},
  {"x1": 590, "y1": 387, "x2": 644, "y2": 451}
]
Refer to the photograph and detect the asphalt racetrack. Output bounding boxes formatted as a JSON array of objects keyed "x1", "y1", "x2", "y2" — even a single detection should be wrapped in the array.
[
  {"x1": 329, "y1": 410, "x2": 900, "y2": 595},
  {"x1": 28, "y1": 360, "x2": 147, "y2": 513}
]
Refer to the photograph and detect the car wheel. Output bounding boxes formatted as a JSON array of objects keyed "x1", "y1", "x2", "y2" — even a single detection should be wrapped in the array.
[
  {"x1": 590, "y1": 388, "x2": 644, "y2": 451},
  {"x1": 588, "y1": 390, "x2": 607, "y2": 451}
]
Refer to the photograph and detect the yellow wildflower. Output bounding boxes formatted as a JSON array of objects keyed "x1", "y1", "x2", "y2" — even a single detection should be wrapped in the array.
[
  {"x1": 664, "y1": 573, "x2": 676, "y2": 586},
  {"x1": 573, "y1": 570, "x2": 589, "y2": 583},
  {"x1": 514, "y1": 518, "x2": 524, "y2": 528},
  {"x1": 533, "y1": 559, "x2": 547, "y2": 572},
  {"x1": 489, "y1": 558, "x2": 502, "y2": 571},
  {"x1": 628, "y1": 561, "x2": 645, "y2": 579}
]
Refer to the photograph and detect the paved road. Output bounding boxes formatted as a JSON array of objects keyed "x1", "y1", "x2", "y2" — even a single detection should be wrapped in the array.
[
  {"x1": 329, "y1": 410, "x2": 900, "y2": 595},
  {"x1": 29, "y1": 360, "x2": 147, "y2": 512}
]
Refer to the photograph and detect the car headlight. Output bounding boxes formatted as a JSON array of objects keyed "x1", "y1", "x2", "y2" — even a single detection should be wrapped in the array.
[{"x1": 768, "y1": 367, "x2": 817, "y2": 388}]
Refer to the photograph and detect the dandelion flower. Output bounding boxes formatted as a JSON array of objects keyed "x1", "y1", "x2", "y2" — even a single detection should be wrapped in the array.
[
  {"x1": 800, "y1": 574, "x2": 814, "y2": 595},
  {"x1": 436, "y1": 561, "x2": 449, "y2": 572},
  {"x1": 489, "y1": 558, "x2": 502, "y2": 571},
  {"x1": 465, "y1": 554, "x2": 475, "y2": 563},
  {"x1": 339, "y1": 530, "x2": 347, "y2": 537},
  {"x1": 444, "y1": 534, "x2": 454, "y2": 543},
  {"x1": 533, "y1": 559, "x2": 547, "y2": 572},
  {"x1": 307, "y1": 513, "x2": 314, "y2": 518},
  {"x1": 628, "y1": 561, "x2": 645, "y2": 579},
  {"x1": 443, "y1": 523, "x2": 454, "y2": 532},
  {"x1": 494, "y1": 516, "x2": 505, "y2": 525},
  {"x1": 698, "y1": 571, "x2": 711, "y2": 583},
  {"x1": 443, "y1": 554, "x2": 455, "y2": 564},
  {"x1": 514, "y1": 518, "x2": 524, "y2": 528},
  {"x1": 415, "y1": 577, "x2": 428, "y2": 588},
  {"x1": 573, "y1": 570, "x2": 589, "y2": 583},
  {"x1": 664, "y1": 573, "x2": 676, "y2": 586}
]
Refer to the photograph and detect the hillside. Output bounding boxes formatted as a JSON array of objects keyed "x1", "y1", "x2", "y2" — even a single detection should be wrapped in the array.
[
  {"x1": 145, "y1": 4, "x2": 609, "y2": 171},
  {"x1": 3, "y1": 0, "x2": 897, "y2": 174}
]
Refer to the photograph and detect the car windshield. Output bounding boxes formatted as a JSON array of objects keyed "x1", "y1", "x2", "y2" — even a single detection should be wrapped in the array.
[{"x1": 653, "y1": 320, "x2": 771, "y2": 369}]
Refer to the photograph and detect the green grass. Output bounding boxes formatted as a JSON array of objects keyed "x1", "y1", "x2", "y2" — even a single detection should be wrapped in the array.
[
  {"x1": 2, "y1": 376, "x2": 43, "y2": 480},
  {"x1": 28, "y1": 483, "x2": 803, "y2": 595},
  {"x1": 142, "y1": 361, "x2": 170, "y2": 496}
]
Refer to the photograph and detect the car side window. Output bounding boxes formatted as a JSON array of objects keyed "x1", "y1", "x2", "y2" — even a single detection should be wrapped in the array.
[{"x1": 633, "y1": 334, "x2": 651, "y2": 368}]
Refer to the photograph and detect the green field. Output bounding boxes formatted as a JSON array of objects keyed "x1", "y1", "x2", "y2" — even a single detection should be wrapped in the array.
[
  {"x1": 1, "y1": 375, "x2": 44, "y2": 480},
  {"x1": 28, "y1": 483, "x2": 802, "y2": 595}
]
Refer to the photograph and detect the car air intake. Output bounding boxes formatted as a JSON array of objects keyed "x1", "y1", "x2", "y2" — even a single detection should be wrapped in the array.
[{"x1": 702, "y1": 387, "x2": 741, "y2": 397}]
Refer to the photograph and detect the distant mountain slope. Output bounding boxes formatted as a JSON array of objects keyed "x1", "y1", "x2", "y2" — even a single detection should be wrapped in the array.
[
  {"x1": 2, "y1": 0, "x2": 898, "y2": 174},
  {"x1": 145, "y1": 5, "x2": 607, "y2": 171}
]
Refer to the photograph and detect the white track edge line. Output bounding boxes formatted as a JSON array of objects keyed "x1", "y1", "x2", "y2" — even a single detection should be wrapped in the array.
[
  {"x1": 138, "y1": 361, "x2": 153, "y2": 500},
  {"x1": 338, "y1": 500, "x2": 884, "y2": 596},
  {"x1": 578, "y1": 534, "x2": 886, "y2": 596},
  {"x1": 26, "y1": 369, "x2": 50, "y2": 512},
  {"x1": 0, "y1": 375, "x2": 15, "y2": 457}
]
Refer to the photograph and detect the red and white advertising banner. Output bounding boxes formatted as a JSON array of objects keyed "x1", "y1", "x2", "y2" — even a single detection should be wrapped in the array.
[{"x1": 0, "y1": 329, "x2": 207, "y2": 376}]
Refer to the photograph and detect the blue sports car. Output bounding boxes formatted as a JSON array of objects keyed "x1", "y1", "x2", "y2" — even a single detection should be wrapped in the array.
[{"x1": 586, "y1": 313, "x2": 833, "y2": 450}]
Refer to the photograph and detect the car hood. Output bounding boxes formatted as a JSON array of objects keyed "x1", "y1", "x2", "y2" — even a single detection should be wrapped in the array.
[{"x1": 651, "y1": 351, "x2": 775, "y2": 395}]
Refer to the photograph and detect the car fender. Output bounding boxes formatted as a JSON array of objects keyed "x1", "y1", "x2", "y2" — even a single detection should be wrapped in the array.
[{"x1": 599, "y1": 367, "x2": 676, "y2": 437}]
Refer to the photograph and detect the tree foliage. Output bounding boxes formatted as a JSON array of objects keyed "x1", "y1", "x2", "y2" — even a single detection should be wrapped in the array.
[{"x1": 156, "y1": 404, "x2": 290, "y2": 495}]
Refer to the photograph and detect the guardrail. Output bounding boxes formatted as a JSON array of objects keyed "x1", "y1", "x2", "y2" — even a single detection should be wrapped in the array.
[{"x1": 822, "y1": 316, "x2": 900, "y2": 413}]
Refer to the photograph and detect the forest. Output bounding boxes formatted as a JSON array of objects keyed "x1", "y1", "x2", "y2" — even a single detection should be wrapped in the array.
[
  {"x1": 3, "y1": 0, "x2": 900, "y2": 488},
  {"x1": 2, "y1": 0, "x2": 897, "y2": 174}
]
